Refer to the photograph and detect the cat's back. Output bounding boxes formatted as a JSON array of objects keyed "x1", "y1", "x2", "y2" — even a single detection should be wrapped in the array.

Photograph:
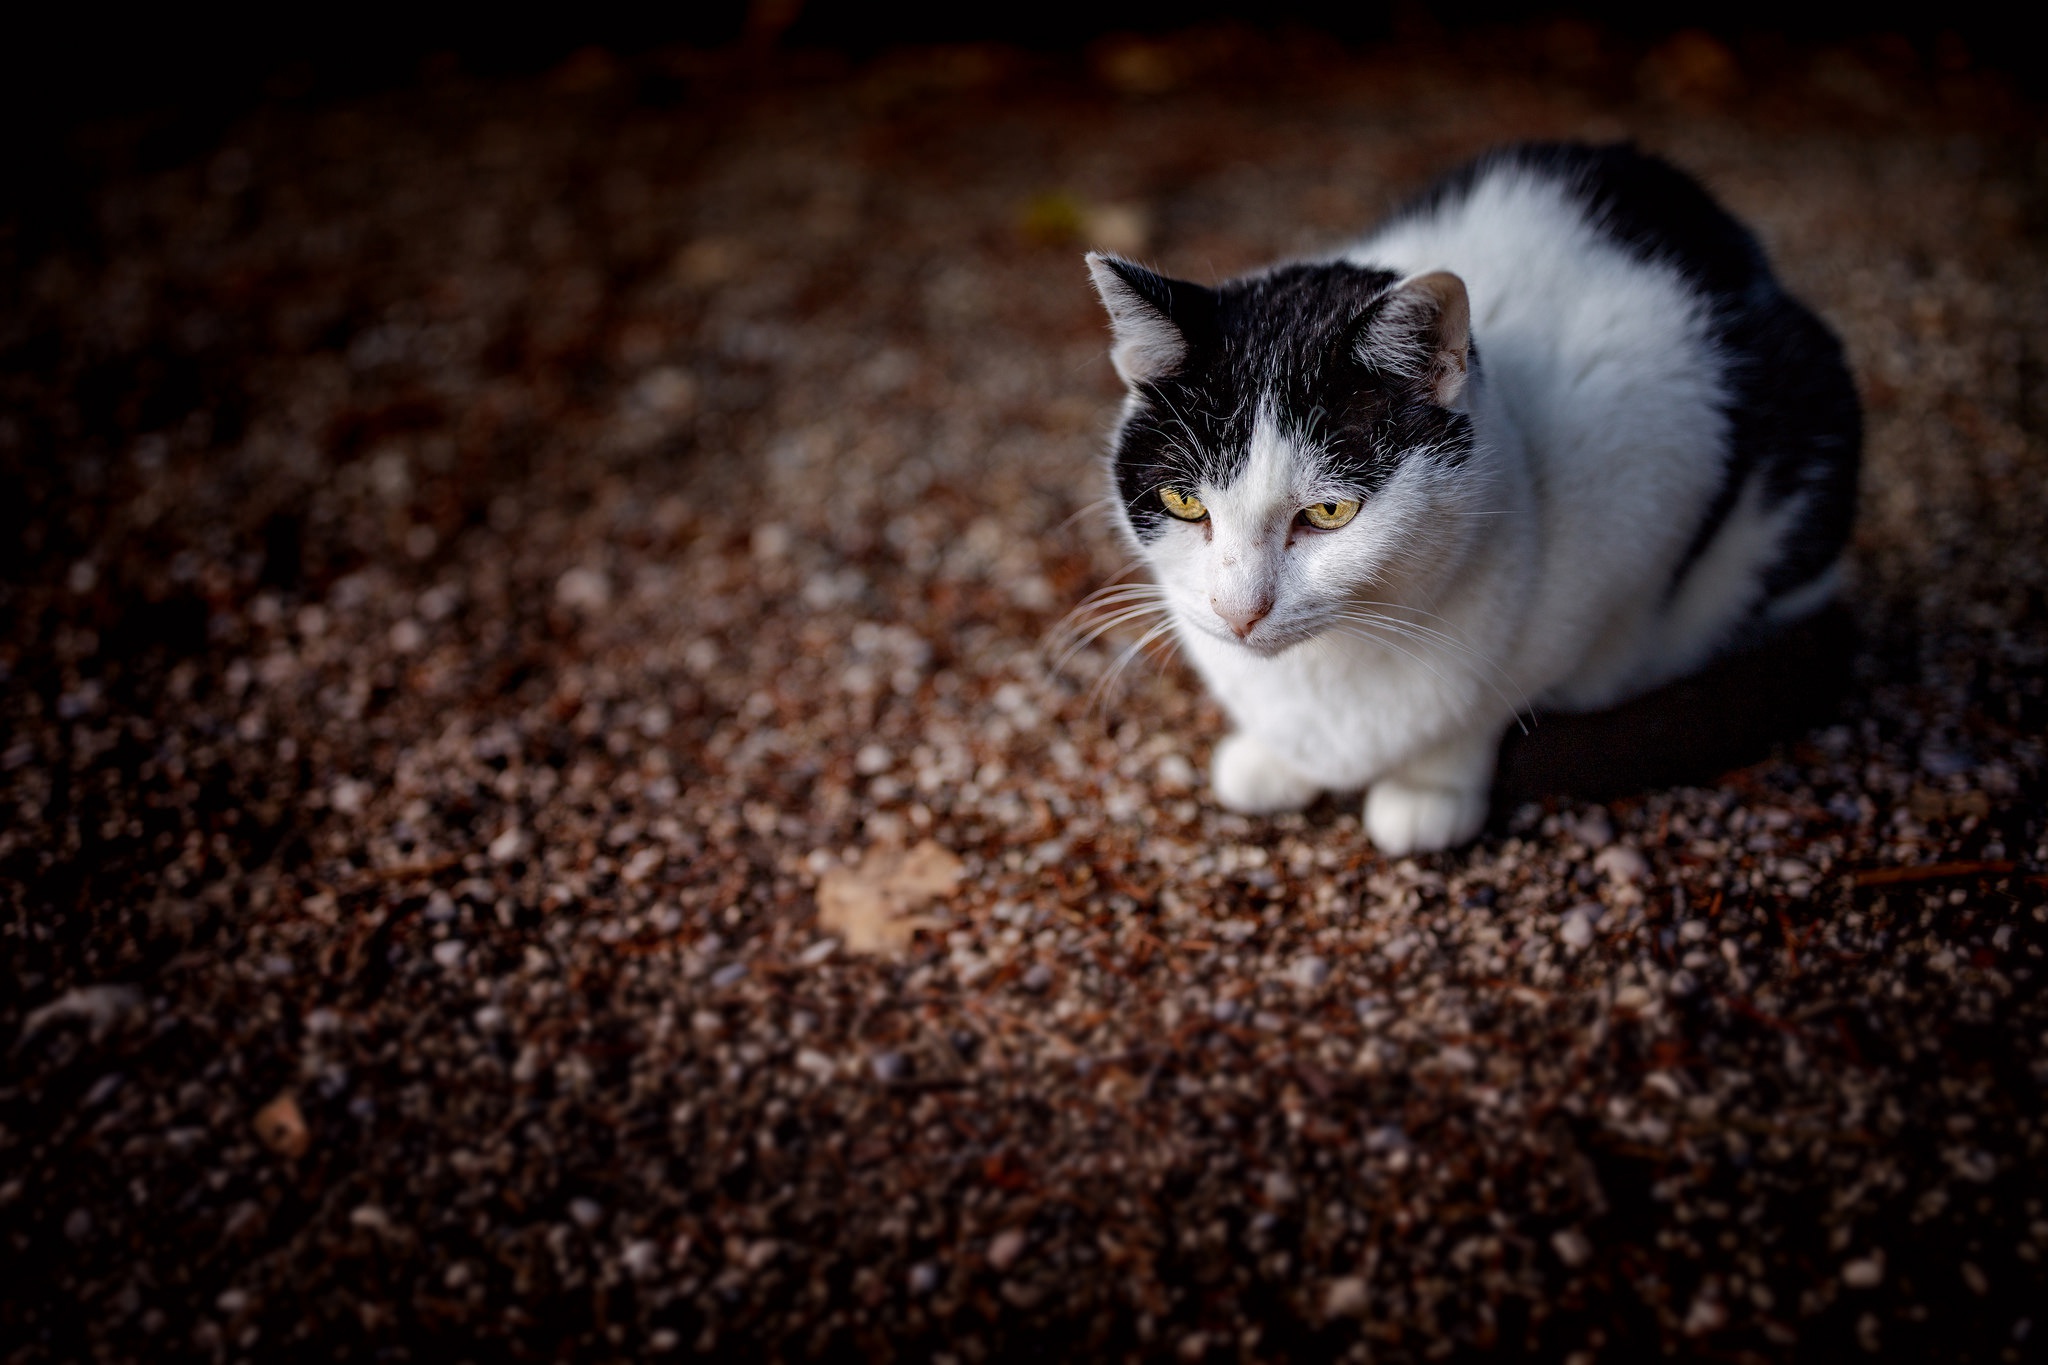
[
  {"x1": 1375, "y1": 142, "x2": 1768, "y2": 301},
  {"x1": 1349, "y1": 142, "x2": 1860, "y2": 704},
  {"x1": 1349, "y1": 143, "x2": 1745, "y2": 461}
]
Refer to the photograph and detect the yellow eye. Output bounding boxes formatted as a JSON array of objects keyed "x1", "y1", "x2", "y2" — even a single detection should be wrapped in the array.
[
  {"x1": 1302, "y1": 499, "x2": 1361, "y2": 530},
  {"x1": 1159, "y1": 487, "x2": 1208, "y2": 521}
]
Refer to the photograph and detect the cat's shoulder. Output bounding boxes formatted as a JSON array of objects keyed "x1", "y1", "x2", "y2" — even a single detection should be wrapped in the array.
[{"x1": 1395, "y1": 141, "x2": 1766, "y2": 300}]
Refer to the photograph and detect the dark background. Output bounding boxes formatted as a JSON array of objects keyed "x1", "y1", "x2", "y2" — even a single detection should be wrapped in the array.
[
  {"x1": 12, "y1": 1, "x2": 2043, "y2": 139},
  {"x1": 11, "y1": 1, "x2": 2037, "y2": 273}
]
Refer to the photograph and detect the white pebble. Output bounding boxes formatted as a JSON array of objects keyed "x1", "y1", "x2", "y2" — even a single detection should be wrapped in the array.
[
  {"x1": 1551, "y1": 1227, "x2": 1593, "y2": 1268},
  {"x1": 1287, "y1": 954, "x2": 1331, "y2": 989},
  {"x1": 1324, "y1": 1275, "x2": 1370, "y2": 1317},
  {"x1": 1593, "y1": 844, "x2": 1649, "y2": 883},
  {"x1": 987, "y1": 1228, "x2": 1027, "y2": 1271},
  {"x1": 621, "y1": 1240, "x2": 661, "y2": 1278},
  {"x1": 554, "y1": 565, "x2": 611, "y2": 609},
  {"x1": 1155, "y1": 753, "x2": 1198, "y2": 792}
]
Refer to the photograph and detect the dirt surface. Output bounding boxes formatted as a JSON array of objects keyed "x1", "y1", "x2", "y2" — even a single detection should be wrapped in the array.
[{"x1": 5, "y1": 28, "x2": 2048, "y2": 1363}]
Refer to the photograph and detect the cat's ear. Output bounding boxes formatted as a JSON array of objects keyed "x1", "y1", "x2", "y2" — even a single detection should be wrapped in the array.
[
  {"x1": 1353, "y1": 270, "x2": 1472, "y2": 409},
  {"x1": 1086, "y1": 253, "x2": 1211, "y2": 388}
]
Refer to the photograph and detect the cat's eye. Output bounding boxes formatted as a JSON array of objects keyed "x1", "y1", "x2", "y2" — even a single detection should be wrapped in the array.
[
  {"x1": 1159, "y1": 487, "x2": 1208, "y2": 521},
  {"x1": 1301, "y1": 499, "x2": 1362, "y2": 530}
]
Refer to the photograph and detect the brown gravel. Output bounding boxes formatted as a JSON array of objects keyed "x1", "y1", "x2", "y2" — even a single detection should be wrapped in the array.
[{"x1": 5, "y1": 28, "x2": 2048, "y2": 1363}]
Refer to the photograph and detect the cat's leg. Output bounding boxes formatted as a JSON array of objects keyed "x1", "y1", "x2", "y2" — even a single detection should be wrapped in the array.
[
  {"x1": 1211, "y1": 731, "x2": 1322, "y2": 814},
  {"x1": 1364, "y1": 725, "x2": 1501, "y2": 855}
]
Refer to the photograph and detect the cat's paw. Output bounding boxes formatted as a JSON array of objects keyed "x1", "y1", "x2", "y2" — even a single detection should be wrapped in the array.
[
  {"x1": 1364, "y1": 779, "x2": 1489, "y2": 855},
  {"x1": 1211, "y1": 732, "x2": 1321, "y2": 814}
]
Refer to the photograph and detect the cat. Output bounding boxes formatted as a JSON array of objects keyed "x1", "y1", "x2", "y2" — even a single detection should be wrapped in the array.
[{"x1": 1084, "y1": 141, "x2": 1859, "y2": 854}]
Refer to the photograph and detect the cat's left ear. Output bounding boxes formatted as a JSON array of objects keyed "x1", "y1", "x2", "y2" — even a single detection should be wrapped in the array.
[
  {"x1": 1354, "y1": 270, "x2": 1472, "y2": 409},
  {"x1": 1086, "y1": 253, "x2": 1213, "y2": 388}
]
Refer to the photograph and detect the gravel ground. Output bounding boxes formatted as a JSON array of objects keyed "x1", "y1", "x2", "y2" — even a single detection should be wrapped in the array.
[{"x1": 4, "y1": 28, "x2": 2047, "y2": 1363}]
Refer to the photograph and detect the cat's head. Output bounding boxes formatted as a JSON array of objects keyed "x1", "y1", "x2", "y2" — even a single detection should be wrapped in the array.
[{"x1": 1087, "y1": 253, "x2": 1485, "y2": 657}]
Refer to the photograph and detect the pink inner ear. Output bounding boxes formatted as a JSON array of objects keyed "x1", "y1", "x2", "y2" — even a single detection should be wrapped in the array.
[
  {"x1": 1407, "y1": 271, "x2": 1471, "y2": 408},
  {"x1": 1352, "y1": 271, "x2": 1471, "y2": 408}
]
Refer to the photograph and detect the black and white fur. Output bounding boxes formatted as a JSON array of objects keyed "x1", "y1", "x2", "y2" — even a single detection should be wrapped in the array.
[{"x1": 1086, "y1": 142, "x2": 1859, "y2": 854}]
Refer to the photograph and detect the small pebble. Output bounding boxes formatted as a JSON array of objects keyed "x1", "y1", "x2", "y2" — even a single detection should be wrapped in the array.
[
  {"x1": 554, "y1": 565, "x2": 611, "y2": 609},
  {"x1": 1552, "y1": 1228, "x2": 1593, "y2": 1268},
  {"x1": 987, "y1": 1229, "x2": 1027, "y2": 1271},
  {"x1": 1287, "y1": 954, "x2": 1330, "y2": 989},
  {"x1": 1592, "y1": 844, "x2": 1648, "y2": 883},
  {"x1": 1324, "y1": 1275, "x2": 1370, "y2": 1317},
  {"x1": 253, "y1": 1092, "x2": 311, "y2": 1158},
  {"x1": 349, "y1": 1205, "x2": 392, "y2": 1234},
  {"x1": 621, "y1": 1240, "x2": 661, "y2": 1278},
  {"x1": 1155, "y1": 753, "x2": 1197, "y2": 791}
]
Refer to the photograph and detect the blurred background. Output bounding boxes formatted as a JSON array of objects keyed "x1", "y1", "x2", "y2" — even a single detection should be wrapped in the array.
[{"x1": 10, "y1": 0, "x2": 2044, "y2": 159}]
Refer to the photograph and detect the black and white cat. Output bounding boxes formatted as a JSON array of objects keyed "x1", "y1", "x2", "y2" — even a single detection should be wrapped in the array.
[{"x1": 1086, "y1": 142, "x2": 1858, "y2": 854}]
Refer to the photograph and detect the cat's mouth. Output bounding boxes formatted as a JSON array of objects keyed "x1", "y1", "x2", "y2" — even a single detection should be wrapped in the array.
[{"x1": 1194, "y1": 615, "x2": 1320, "y2": 658}]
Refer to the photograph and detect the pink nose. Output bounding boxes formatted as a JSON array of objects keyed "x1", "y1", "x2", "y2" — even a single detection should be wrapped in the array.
[{"x1": 1212, "y1": 596, "x2": 1271, "y2": 638}]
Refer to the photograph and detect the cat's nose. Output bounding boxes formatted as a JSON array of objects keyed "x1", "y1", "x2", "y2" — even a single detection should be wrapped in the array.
[{"x1": 1212, "y1": 594, "x2": 1271, "y2": 638}]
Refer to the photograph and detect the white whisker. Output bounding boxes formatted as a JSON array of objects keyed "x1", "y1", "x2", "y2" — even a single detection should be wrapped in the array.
[
  {"x1": 1088, "y1": 620, "x2": 1182, "y2": 711},
  {"x1": 1330, "y1": 611, "x2": 1532, "y2": 732}
]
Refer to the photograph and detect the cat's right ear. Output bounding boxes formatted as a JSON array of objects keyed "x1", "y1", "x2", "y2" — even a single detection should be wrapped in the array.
[
  {"x1": 1086, "y1": 253, "x2": 1209, "y2": 388},
  {"x1": 1353, "y1": 270, "x2": 1472, "y2": 409}
]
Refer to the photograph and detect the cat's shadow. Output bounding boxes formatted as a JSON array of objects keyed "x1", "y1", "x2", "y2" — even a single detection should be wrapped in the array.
[{"x1": 1487, "y1": 604, "x2": 1857, "y2": 813}]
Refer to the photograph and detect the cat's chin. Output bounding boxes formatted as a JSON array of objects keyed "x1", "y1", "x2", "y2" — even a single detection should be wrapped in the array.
[{"x1": 1197, "y1": 624, "x2": 1319, "y2": 660}]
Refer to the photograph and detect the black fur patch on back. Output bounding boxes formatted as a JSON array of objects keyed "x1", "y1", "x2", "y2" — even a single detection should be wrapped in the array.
[
  {"x1": 1112, "y1": 262, "x2": 1476, "y2": 539},
  {"x1": 1407, "y1": 142, "x2": 1861, "y2": 605}
]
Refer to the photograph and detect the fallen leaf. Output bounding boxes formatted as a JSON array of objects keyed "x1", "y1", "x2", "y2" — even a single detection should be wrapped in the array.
[
  {"x1": 254, "y1": 1092, "x2": 310, "y2": 1158},
  {"x1": 816, "y1": 840, "x2": 964, "y2": 956}
]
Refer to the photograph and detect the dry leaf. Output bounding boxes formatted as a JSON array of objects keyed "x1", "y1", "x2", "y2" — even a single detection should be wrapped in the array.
[
  {"x1": 815, "y1": 840, "x2": 964, "y2": 956},
  {"x1": 254, "y1": 1091, "x2": 310, "y2": 1158}
]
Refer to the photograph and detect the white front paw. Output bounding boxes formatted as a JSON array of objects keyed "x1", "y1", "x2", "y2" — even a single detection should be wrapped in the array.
[
  {"x1": 1365, "y1": 779, "x2": 1489, "y2": 855},
  {"x1": 1211, "y1": 732, "x2": 1321, "y2": 814}
]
